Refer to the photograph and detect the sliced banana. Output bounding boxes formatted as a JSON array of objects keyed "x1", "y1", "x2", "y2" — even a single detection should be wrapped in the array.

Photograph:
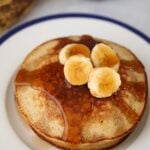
[
  {"x1": 88, "y1": 67, "x2": 121, "y2": 98},
  {"x1": 59, "y1": 43, "x2": 91, "y2": 65},
  {"x1": 91, "y1": 43, "x2": 120, "y2": 71},
  {"x1": 64, "y1": 55, "x2": 93, "y2": 86}
]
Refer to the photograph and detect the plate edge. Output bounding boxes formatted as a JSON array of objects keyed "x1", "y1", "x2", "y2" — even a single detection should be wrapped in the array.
[{"x1": 0, "y1": 13, "x2": 149, "y2": 45}]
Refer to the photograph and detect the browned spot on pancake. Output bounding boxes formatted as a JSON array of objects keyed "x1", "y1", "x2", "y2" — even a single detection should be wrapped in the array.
[
  {"x1": 79, "y1": 35, "x2": 98, "y2": 49},
  {"x1": 15, "y1": 36, "x2": 146, "y2": 144},
  {"x1": 119, "y1": 59, "x2": 145, "y2": 102},
  {"x1": 54, "y1": 38, "x2": 73, "y2": 53},
  {"x1": 132, "y1": 82, "x2": 146, "y2": 100},
  {"x1": 112, "y1": 97, "x2": 139, "y2": 124},
  {"x1": 120, "y1": 60, "x2": 144, "y2": 73},
  {"x1": 118, "y1": 76, "x2": 145, "y2": 102},
  {"x1": 123, "y1": 81, "x2": 145, "y2": 101}
]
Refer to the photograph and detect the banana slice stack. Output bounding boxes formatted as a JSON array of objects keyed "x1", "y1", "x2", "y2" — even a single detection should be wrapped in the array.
[{"x1": 59, "y1": 43, "x2": 121, "y2": 98}]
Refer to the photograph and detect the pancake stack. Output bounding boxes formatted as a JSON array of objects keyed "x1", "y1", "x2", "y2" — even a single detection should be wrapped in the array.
[{"x1": 15, "y1": 35, "x2": 147, "y2": 150}]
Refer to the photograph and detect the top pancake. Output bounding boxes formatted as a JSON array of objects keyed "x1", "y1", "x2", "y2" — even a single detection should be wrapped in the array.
[{"x1": 15, "y1": 35, "x2": 147, "y2": 144}]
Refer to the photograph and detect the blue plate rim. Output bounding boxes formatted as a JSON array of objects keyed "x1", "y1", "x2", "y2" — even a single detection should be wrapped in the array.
[{"x1": 0, "y1": 13, "x2": 149, "y2": 45}]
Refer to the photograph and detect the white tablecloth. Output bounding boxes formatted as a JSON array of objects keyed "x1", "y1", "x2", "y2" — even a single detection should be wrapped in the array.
[{"x1": 4, "y1": 0, "x2": 150, "y2": 37}]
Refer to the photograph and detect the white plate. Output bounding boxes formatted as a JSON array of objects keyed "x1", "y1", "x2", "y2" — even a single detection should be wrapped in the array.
[{"x1": 0, "y1": 13, "x2": 150, "y2": 150}]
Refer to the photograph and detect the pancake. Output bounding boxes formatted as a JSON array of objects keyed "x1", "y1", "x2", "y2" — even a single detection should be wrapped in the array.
[
  {"x1": 15, "y1": 35, "x2": 147, "y2": 150},
  {"x1": 0, "y1": 0, "x2": 34, "y2": 34}
]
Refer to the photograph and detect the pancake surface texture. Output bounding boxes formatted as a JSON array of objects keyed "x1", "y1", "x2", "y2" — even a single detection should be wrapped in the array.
[{"x1": 15, "y1": 35, "x2": 147, "y2": 150}]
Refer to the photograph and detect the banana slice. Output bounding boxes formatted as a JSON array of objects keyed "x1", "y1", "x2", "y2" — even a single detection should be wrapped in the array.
[
  {"x1": 88, "y1": 67, "x2": 121, "y2": 98},
  {"x1": 64, "y1": 55, "x2": 93, "y2": 85},
  {"x1": 91, "y1": 43, "x2": 120, "y2": 71},
  {"x1": 59, "y1": 43, "x2": 91, "y2": 65}
]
